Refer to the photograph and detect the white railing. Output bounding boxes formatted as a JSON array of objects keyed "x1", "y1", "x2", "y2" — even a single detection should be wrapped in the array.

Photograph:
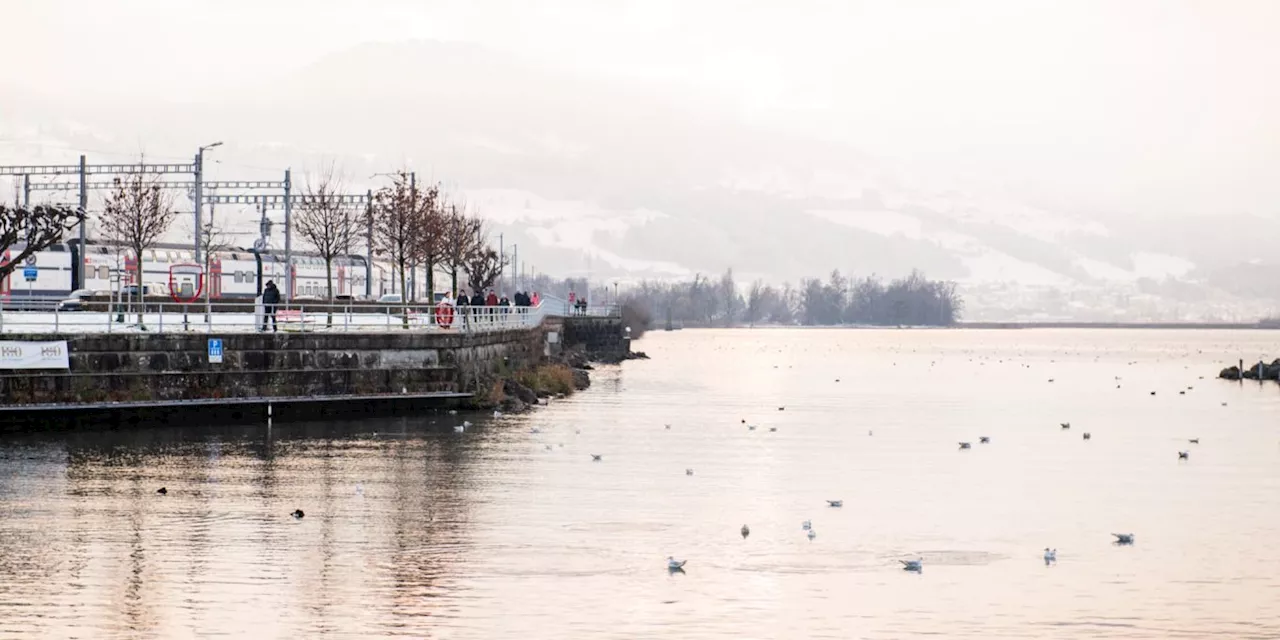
[
  {"x1": 535, "y1": 295, "x2": 621, "y2": 318},
  {"x1": 0, "y1": 299, "x2": 545, "y2": 335}
]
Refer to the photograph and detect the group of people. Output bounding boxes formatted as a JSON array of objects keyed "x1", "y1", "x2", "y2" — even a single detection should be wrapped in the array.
[{"x1": 450, "y1": 290, "x2": 539, "y2": 309}]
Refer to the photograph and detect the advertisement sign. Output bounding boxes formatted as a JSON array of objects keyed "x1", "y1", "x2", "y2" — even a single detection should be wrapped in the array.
[{"x1": 0, "y1": 341, "x2": 70, "y2": 369}]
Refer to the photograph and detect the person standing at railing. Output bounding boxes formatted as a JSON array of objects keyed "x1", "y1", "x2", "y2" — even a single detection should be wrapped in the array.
[
  {"x1": 531, "y1": 291, "x2": 540, "y2": 307},
  {"x1": 499, "y1": 293, "x2": 511, "y2": 324},
  {"x1": 485, "y1": 289, "x2": 498, "y2": 325},
  {"x1": 261, "y1": 280, "x2": 280, "y2": 332},
  {"x1": 455, "y1": 290, "x2": 468, "y2": 329},
  {"x1": 471, "y1": 291, "x2": 485, "y2": 326}
]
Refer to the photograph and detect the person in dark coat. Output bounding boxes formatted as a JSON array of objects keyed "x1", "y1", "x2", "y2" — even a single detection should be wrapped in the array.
[
  {"x1": 470, "y1": 291, "x2": 485, "y2": 306},
  {"x1": 261, "y1": 280, "x2": 280, "y2": 332}
]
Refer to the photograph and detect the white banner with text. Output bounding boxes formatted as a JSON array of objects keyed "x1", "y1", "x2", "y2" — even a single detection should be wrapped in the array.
[{"x1": 0, "y1": 341, "x2": 70, "y2": 369}]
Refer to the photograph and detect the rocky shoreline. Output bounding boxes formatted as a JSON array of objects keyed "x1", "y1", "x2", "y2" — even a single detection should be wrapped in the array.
[
  {"x1": 480, "y1": 346, "x2": 650, "y2": 414},
  {"x1": 1219, "y1": 358, "x2": 1280, "y2": 381}
]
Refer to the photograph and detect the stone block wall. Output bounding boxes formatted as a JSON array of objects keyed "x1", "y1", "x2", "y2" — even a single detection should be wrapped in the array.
[
  {"x1": 561, "y1": 317, "x2": 628, "y2": 358},
  {"x1": 0, "y1": 327, "x2": 547, "y2": 407}
]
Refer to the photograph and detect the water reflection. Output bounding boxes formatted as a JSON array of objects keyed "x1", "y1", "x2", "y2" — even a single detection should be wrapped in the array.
[
  {"x1": 1, "y1": 329, "x2": 1279, "y2": 638},
  {"x1": 0, "y1": 417, "x2": 482, "y2": 638}
]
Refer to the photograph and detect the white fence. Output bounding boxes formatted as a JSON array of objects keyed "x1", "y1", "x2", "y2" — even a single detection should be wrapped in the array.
[{"x1": 0, "y1": 300, "x2": 549, "y2": 335}]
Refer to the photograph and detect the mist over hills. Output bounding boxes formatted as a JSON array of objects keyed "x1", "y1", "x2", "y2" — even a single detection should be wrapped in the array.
[{"x1": 2, "y1": 39, "x2": 1277, "y2": 321}]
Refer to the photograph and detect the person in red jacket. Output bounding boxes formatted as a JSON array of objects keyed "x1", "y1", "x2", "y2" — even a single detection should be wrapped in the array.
[{"x1": 485, "y1": 290, "x2": 499, "y2": 323}]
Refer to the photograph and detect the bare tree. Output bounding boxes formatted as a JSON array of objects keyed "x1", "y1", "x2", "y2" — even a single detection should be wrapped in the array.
[
  {"x1": 409, "y1": 183, "x2": 446, "y2": 305},
  {"x1": 371, "y1": 170, "x2": 419, "y2": 300},
  {"x1": 466, "y1": 246, "x2": 508, "y2": 293},
  {"x1": 0, "y1": 204, "x2": 84, "y2": 281},
  {"x1": 98, "y1": 173, "x2": 176, "y2": 324},
  {"x1": 440, "y1": 200, "x2": 483, "y2": 298},
  {"x1": 295, "y1": 165, "x2": 357, "y2": 303},
  {"x1": 745, "y1": 279, "x2": 765, "y2": 327},
  {"x1": 191, "y1": 217, "x2": 232, "y2": 319}
]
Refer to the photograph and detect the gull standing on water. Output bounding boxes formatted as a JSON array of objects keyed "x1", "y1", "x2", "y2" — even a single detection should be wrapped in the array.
[
  {"x1": 667, "y1": 556, "x2": 687, "y2": 571},
  {"x1": 807, "y1": 529, "x2": 817, "y2": 541},
  {"x1": 801, "y1": 520, "x2": 812, "y2": 531},
  {"x1": 1044, "y1": 548, "x2": 1057, "y2": 564},
  {"x1": 958, "y1": 442, "x2": 972, "y2": 449},
  {"x1": 591, "y1": 454, "x2": 603, "y2": 461},
  {"x1": 741, "y1": 525, "x2": 750, "y2": 539},
  {"x1": 1113, "y1": 533, "x2": 1135, "y2": 544},
  {"x1": 900, "y1": 559, "x2": 923, "y2": 572},
  {"x1": 827, "y1": 500, "x2": 843, "y2": 508}
]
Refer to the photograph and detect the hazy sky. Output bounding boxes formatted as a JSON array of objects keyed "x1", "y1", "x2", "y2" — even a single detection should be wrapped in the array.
[{"x1": 3, "y1": 0, "x2": 1278, "y2": 217}]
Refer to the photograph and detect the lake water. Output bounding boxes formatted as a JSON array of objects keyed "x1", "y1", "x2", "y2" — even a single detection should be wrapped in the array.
[{"x1": 2, "y1": 328, "x2": 1279, "y2": 639}]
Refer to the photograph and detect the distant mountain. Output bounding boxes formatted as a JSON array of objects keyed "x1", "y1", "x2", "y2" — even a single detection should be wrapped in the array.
[{"x1": 2, "y1": 40, "x2": 1277, "y2": 321}]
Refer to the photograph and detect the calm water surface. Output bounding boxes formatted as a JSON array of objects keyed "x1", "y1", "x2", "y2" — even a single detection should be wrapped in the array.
[{"x1": 2, "y1": 329, "x2": 1280, "y2": 639}]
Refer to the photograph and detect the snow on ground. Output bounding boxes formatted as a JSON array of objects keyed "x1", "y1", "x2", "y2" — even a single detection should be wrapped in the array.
[{"x1": 0, "y1": 309, "x2": 543, "y2": 335}]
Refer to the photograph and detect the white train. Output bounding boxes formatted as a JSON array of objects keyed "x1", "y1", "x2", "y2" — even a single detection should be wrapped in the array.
[{"x1": 0, "y1": 240, "x2": 420, "y2": 304}]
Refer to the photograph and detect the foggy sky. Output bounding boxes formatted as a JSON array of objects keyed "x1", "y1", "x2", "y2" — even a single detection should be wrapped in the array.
[{"x1": 2, "y1": 0, "x2": 1278, "y2": 218}]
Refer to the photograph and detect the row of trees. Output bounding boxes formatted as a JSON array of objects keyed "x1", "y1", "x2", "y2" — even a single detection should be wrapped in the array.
[
  {"x1": 296, "y1": 168, "x2": 505, "y2": 302},
  {"x1": 622, "y1": 269, "x2": 963, "y2": 329},
  {"x1": 2, "y1": 165, "x2": 509, "y2": 304}
]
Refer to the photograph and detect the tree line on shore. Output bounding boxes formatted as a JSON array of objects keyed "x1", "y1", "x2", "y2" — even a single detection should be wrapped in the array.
[{"x1": 619, "y1": 268, "x2": 962, "y2": 329}]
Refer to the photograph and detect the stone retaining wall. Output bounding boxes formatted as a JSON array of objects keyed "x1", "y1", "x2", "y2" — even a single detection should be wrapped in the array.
[{"x1": 0, "y1": 328, "x2": 546, "y2": 407}]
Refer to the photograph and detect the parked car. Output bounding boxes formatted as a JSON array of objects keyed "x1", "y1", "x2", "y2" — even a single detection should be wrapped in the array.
[
  {"x1": 122, "y1": 283, "x2": 168, "y2": 297},
  {"x1": 376, "y1": 294, "x2": 403, "y2": 304},
  {"x1": 56, "y1": 288, "x2": 100, "y2": 312}
]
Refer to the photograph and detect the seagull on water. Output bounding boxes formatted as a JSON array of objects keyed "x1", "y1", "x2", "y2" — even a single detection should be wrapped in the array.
[
  {"x1": 686, "y1": 468, "x2": 694, "y2": 476},
  {"x1": 667, "y1": 556, "x2": 687, "y2": 571},
  {"x1": 801, "y1": 520, "x2": 812, "y2": 531},
  {"x1": 591, "y1": 454, "x2": 603, "y2": 461},
  {"x1": 1060, "y1": 422, "x2": 1070, "y2": 429},
  {"x1": 769, "y1": 427, "x2": 777, "y2": 432},
  {"x1": 530, "y1": 427, "x2": 541, "y2": 434},
  {"x1": 827, "y1": 500, "x2": 843, "y2": 508},
  {"x1": 493, "y1": 410, "x2": 503, "y2": 418},
  {"x1": 1044, "y1": 548, "x2": 1057, "y2": 563},
  {"x1": 1188, "y1": 438, "x2": 1199, "y2": 444},
  {"x1": 545, "y1": 444, "x2": 553, "y2": 451},
  {"x1": 463, "y1": 421, "x2": 473, "y2": 428},
  {"x1": 454, "y1": 425, "x2": 466, "y2": 433},
  {"x1": 979, "y1": 436, "x2": 990, "y2": 444},
  {"x1": 1113, "y1": 533, "x2": 1135, "y2": 544},
  {"x1": 1083, "y1": 432, "x2": 1091, "y2": 440},
  {"x1": 741, "y1": 525, "x2": 750, "y2": 539},
  {"x1": 156, "y1": 487, "x2": 167, "y2": 495},
  {"x1": 958, "y1": 442, "x2": 972, "y2": 449},
  {"x1": 665, "y1": 424, "x2": 671, "y2": 430},
  {"x1": 1178, "y1": 451, "x2": 1189, "y2": 460},
  {"x1": 747, "y1": 424, "x2": 757, "y2": 431},
  {"x1": 807, "y1": 529, "x2": 817, "y2": 541},
  {"x1": 900, "y1": 559, "x2": 923, "y2": 572},
  {"x1": 291, "y1": 509, "x2": 305, "y2": 519}
]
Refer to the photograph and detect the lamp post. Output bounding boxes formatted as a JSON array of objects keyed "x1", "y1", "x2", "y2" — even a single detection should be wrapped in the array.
[{"x1": 194, "y1": 141, "x2": 223, "y2": 265}]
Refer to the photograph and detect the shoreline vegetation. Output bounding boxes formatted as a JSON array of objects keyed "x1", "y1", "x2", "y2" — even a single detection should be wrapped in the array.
[
  {"x1": 477, "y1": 347, "x2": 600, "y2": 414},
  {"x1": 621, "y1": 269, "x2": 962, "y2": 332}
]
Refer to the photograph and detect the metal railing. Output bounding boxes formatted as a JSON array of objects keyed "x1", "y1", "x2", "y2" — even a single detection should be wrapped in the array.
[
  {"x1": 535, "y1": 295, "x2": 621, "y2": 318},
  {"x1": 0, "y1": 299, "x2": 548, "y2": 335}
]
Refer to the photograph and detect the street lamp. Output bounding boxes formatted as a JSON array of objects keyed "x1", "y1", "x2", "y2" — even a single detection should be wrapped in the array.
[{"x1": 194, "y1": 141, "x2": 223, "y2": 265}]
